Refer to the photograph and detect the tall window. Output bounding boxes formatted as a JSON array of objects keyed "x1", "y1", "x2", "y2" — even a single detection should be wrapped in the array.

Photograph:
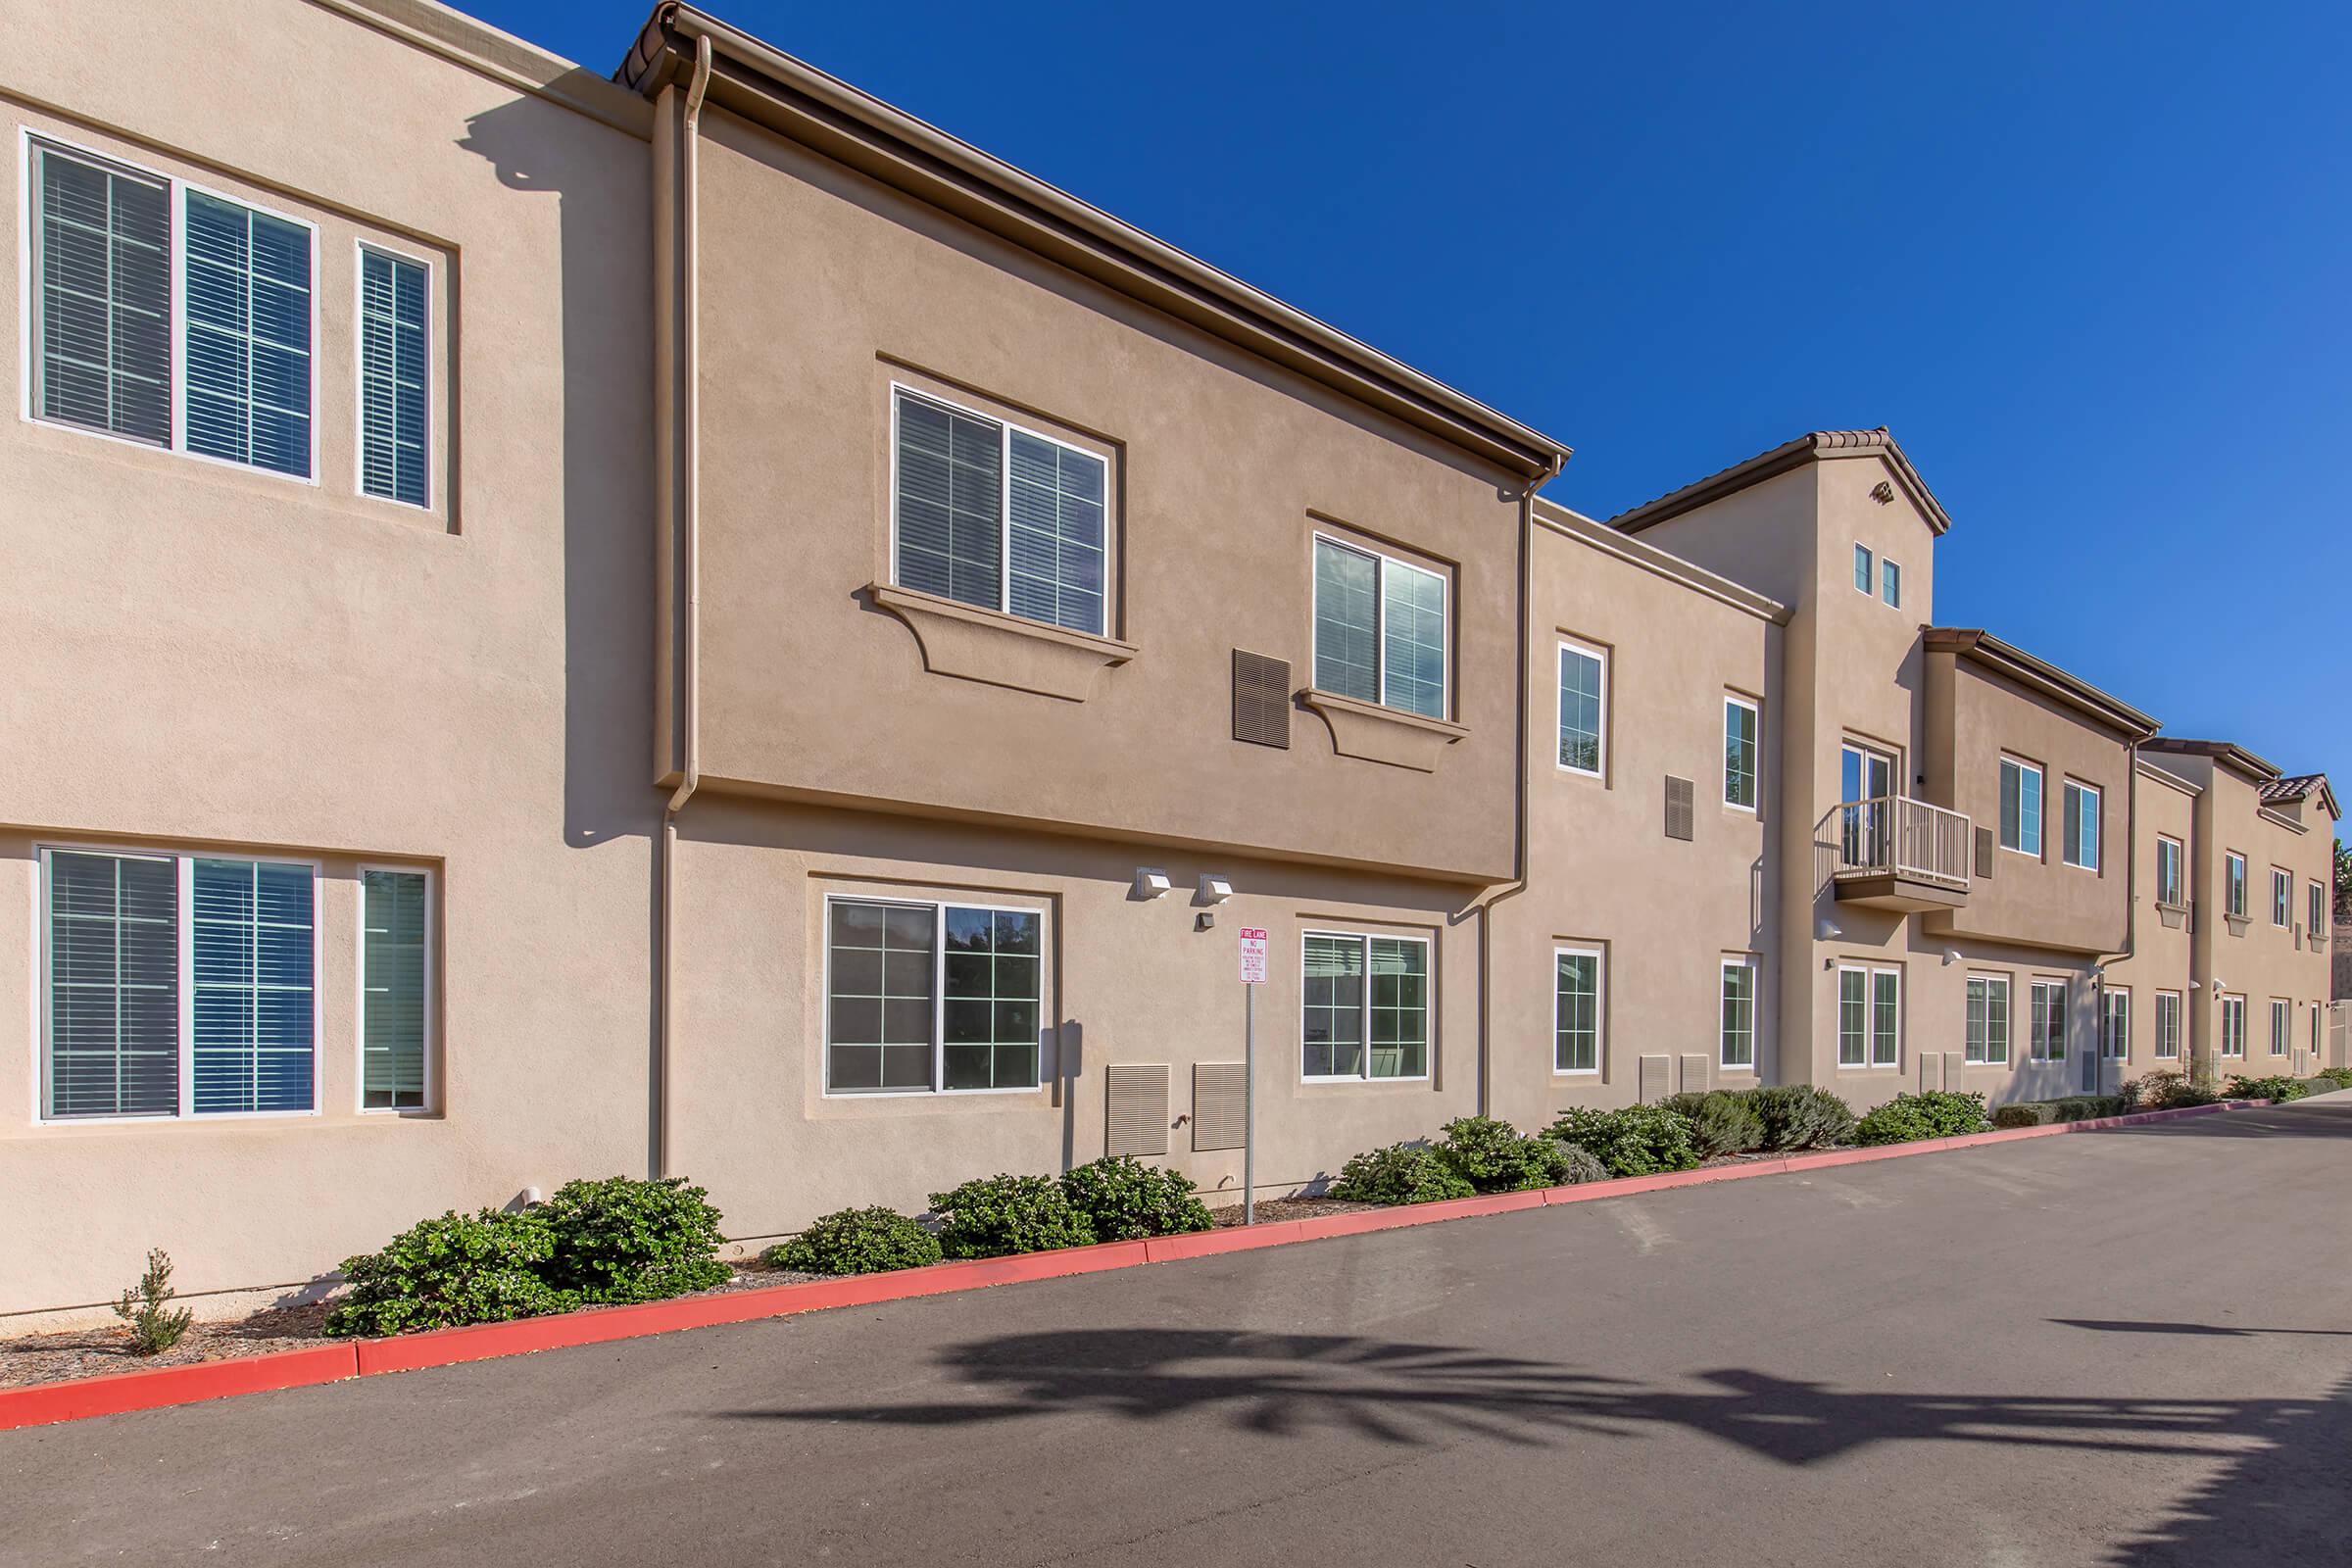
[
  {"x1": 2220, "y1": 994, "x2": 2246, "y2": 1058},
  {"x1": 2156, "y1": 837, "x2": 2183, "y2": 906},
  {"x1": 2102, "y1": 989, "x2": 2130, "y2": 1061},
  {"x1": 1839, "y1": 742, "x2": 1894, "y2": 865},
  {"x1": 1852, "y1": 543, "x2": 1873, "y2": 594},
  {"x1": 183, "y1": 191, "x2": 314, "y2": 476},
  {"x1": 2270, "y1": 999, "x2": 2290, "y2": 1056},
  {"x1": 42, "y1": 848, "x2": 318, "y2": 1120},
  {"x1": 1999, "y1": 758, "x2": 2043, "y2": 856},
  {"x1": 2225, "y1": 853, "x2": 2247, "y2": 917},
  {"x1": 1719, "y1": 957, "x2": 1755, "y2": 1069},
  {"x1": 825, "y1": 898, "x2": 1042, "y2": 1094},
  {"x1": 1557, "y1": 641, "x2": 1606, "y2": 775},
  {"x1": 1554, "y1": 946, "x2": 1602, "y2": 1073},
  {"x1": 893, "y1": 388, "x2": 1107, "y2": 636},
  {"x1": 360, "y1": 868, "x2": 430, "y2": 1110},
  {"x1": 360, "y1": 247, "x2": 429, "y2": 507},
  {"x1": 1966, "y1": 974, "x2": 2010, "y2": 1065},
  {"x1": 1723, "y1": 696, "x2": 1759, "y2": 809},
  {"x1": 1881, "y1": 559, "x2": 1902, "y2": 609},
  {"x1": 2155, "y1": 992, "x2": 2182, "y2": 1059},
  {"x1": 1311, "y1": 537, "x2": 1447, "y2": 719},
  {"x1": 2272, "y1": 869, "x2": 2291, "y2": 927},
  {"x1": 1838, "y1": 965, "x2": 1899, "y2": 1067},
  {"x1": 2313, "y1": 881, "x2": 2328, "y2": 940},
  {"x1": 1304, "y1": 933, "x2": 1428, "y2": 1080},
  {"x1": 2029, "y1": 979, "x2": 2066, "y2": 1062},
  {"x1": 2062, "y1": 781, "x2": 2100, "y2": 870}
]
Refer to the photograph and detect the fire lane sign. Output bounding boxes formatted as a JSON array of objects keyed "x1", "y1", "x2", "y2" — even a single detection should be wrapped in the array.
[{"x1": 1238, "y1": 927, "x2": 1268, "y2": 985}]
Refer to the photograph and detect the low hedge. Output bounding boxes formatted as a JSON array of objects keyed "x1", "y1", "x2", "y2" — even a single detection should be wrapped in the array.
[
  {"x1": 2318, "y1": 1067, "x2": 2352, "y2": 1092},
  {"x1": 927, "y1": 1174, "x2": 1097, "y2": 1259},
  {"x1": 1745, "y1": 1085, "x2": 1858, "y2": 1151},
  {"x1": 2224, "y1": 1074, "x2": 2310, "y2": 1103},
  {"x1": 1544, "y1": 1104, "x2": 1702, "y2": 1177},
  {"x1": 2121, "y1": 1069, "x2": 2220, "y2": 1110},
  {"x1": 1853, "y1": 1091, "x2": 1989, "y2": 1146},
  {"x1": 1059, "y1": 1154, "x2": 1215, "y2": 1241},
  {"x1": 1659, "y1": 1092, "x2": 1766, "y2": 1158},
  {"x1": 765, "y1": 1206, "x2": 941, "y2": 1276},
  {"x1": 1990, "y1": 1095, "x2": 2127, "y2": 1129},
  {"x1": 2296, "y1": 1074, "x2": 2341, "y2": 1097},
  {"x1": 1331, "y1": 1143, "x2": 1475, "y2": 1205},
  {"x1": 1436, "y1": 1115, "x2": 1598, "y2": 1193}
]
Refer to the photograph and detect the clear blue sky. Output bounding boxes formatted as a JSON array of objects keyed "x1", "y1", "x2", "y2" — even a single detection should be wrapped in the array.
[{"x1": 479, "y1": 0, "x2": 2348, "y2": 801}]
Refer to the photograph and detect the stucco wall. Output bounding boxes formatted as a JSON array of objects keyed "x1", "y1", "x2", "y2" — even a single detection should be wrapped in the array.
[{"x1": 2103, "y1": 763, "x2": 2199, "y2": 1078}]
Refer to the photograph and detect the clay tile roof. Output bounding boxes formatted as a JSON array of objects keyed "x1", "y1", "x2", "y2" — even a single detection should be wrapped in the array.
[{"x1": 1608, "y1": 428, "x2": 1952, "y2": 537}]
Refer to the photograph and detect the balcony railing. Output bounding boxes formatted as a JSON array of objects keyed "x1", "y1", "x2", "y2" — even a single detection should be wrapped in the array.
[{"x1": 1834, "y1": 795, "x2": 1972, "y2": 888}]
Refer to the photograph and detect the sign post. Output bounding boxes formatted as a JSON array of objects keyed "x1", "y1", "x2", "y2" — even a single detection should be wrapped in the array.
[{"x1": 1238, "y1": 927, "x2": 1268, "y2": 1225}]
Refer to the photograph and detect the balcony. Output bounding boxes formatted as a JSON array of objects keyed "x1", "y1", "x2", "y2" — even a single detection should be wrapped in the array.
[{"x1": 1826, "y1": 796, "x2": 1971, "y2": 912}]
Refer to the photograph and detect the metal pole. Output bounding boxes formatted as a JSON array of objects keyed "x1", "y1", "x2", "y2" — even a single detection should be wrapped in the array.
[{"x1": 1244, "y1": 982, "x2": 1255, "y2": 1226}]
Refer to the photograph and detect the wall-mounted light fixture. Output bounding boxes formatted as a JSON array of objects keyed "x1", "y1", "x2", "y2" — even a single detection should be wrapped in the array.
[
  {"x1": 1942, "y1": 950, "x2": 1964, "y2": 966},
  {"x1": 1132, "y1": 868, "x2": 1172, "y2": 901},
  {"x1": 1817, "y1": 918, "x2": 1842, "y2": 941}
]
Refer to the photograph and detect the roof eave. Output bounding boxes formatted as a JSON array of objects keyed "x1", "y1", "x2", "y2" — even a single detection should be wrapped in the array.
[
  {"x1": 1609, "y1": 429, "x2": 1952, "y2": 538},
  {"x1": 1923, "y1": 628, "x2": 2160, "y2": 742}
]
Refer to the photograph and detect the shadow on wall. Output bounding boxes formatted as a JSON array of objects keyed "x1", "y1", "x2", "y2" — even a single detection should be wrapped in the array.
[{"x1": 721, "y1": 1328, "x2": 2350, "y2": 1565}]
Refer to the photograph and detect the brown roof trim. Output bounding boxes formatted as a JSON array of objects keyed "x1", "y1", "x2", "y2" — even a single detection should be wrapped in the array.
[
  {"x1": 2139, "y1": 736, "x2": 2283, "y2": 786},
  {"x1": 2259, "y1": 772, "x2": 2341, "y2": 821},
  {"x1": 1608, "y1": 428, "x2": 1952, "y2": 537},
  {"x1": 616, "y1": 4, "x2": 1569, "y2": 479},
  {"x1": 1923, "y1": 628, "x2": 2159, "y2": 741},
  {"x1": 2135, "y1": 758, "x2": 2202, "y2": 798},
  {"x1": 1533, "y1": 500, "x2": 1789, "y2": 624}
]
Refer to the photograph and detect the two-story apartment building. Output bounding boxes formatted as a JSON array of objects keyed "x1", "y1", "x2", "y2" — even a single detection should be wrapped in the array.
[{"x1": 0, "y1": 0, "x2": 2335, "y2": 1323}]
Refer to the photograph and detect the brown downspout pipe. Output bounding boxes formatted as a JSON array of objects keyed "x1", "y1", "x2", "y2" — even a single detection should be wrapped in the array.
[{"x1": 654, "y1": 33, "x2": 712, "y2": 1179}]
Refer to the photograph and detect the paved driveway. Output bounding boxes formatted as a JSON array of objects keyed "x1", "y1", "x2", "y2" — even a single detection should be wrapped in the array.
[{"x1": 9, "y1": 1099, "x2": 2351, "y2": 1567}]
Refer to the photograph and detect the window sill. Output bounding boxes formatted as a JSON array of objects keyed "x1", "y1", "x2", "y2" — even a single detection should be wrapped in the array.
[
  {"x1": 866, "y1": 583, "x2": 1136, "y2": 703},
  {"x1": 2156, "y1": 902, "x2": 2190, "y2": 930},
  {"x1": 1300, "y1": 689, "x2": 1467, "y2": 773},
  {"x1": 2224, "y1": 914, "x2": 2250, "y2": 937}
]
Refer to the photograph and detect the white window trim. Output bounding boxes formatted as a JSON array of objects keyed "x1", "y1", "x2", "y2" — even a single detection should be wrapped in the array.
[
  {"x1": 1837, "y1": 963, "x2": 1902, "y2": 1070},
  {"x1": 1305, "y1": 531, "x2": 1450, "y2": 721},
  {"x1": 2220, "y1": 993, "x2": 2247, "y2": 1058},
  {"x1": 2269, "y1": 998, "x2": 2291, "y2": 1056},
  {"x1": 2271, "y1": 868, "x2": 2291, "y2": 928},
  {"x1": 1880, "y1": 558, "x2": 1901, "y2": 609},
  {"x1": 1555, "y1": 637, "x2": 1608, "y2": 779},
  {"x1": 1965, "y1": 972, "x2": 2012, "y2": 1065},
  {"x1": 2062, "y1": 778, "x2": 2101, "y2": 871},
  {"x1": 2225, "y1": 853, "x2": 2248, "y2": 917},
  {"x1": 1999, "y1": 755, "x2": 2044, "y2": 858},
  {"x1": 2156, "y1": 836, "x2": 2184, "y2": 906},
  {"x1": 352, "y1": 238, "x2": 436, "y2": 513},
  {"x1": 354, "y1": 862, "x2": 436, "y2": 1116},
  {"x1": 887, "y1": 381, "x2": 1113, "y2": 640},
  {"x1": 1723, "y1": 694, "x2": 1759, "y2": 811},
  {"x1": 2028, "y1": 979, "x2": 2068, "y2": 1063},
  {"x1": 1718, "y1": 955, "x2": 1756, "y2": 1070},
  {"x1": 1300, "y1": 928, "x2": 1434, "y2": 1084},
  {"x1": 2311, "y1": 881, "x2": 2328, "y2": 938},
  {"x1": 2101, "y1": 987, "x2": 2130, "y2": 1061},
  {"x1": 1552, "y1": 942, "x2": 1605, "y2": 1077},
  {"x1": 1852, "y1": 543, "x2": 1873, "y2": 595},
  {"x1": 31, "y1": 841, "x2": 325, "y2": 1126},
  {"x1": 2154, "y1": 991, "x2": 2183, "y2": 1059},
  {"x1": 817, "y1": 892, "x2": 1051, "y2": 1099}
]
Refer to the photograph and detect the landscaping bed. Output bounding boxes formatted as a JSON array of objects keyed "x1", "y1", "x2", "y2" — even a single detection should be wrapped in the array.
[{"x1": 1209, "y1": 1196, "x2": 1380, "y2": 1227}]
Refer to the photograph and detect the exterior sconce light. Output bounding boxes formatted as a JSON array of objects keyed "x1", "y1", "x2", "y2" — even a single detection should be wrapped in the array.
[
  {"x1": 1942, "y1": 950, "x2": 1964, "y2": 965},
  {"x1": 1816, "y1": 918, "x2": 1842, "y2": 941}
]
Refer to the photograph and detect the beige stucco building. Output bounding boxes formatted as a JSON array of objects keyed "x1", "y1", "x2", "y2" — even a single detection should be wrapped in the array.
[{"x1": 0, "y1": 0, "x2": 2336, "y2": 1323}]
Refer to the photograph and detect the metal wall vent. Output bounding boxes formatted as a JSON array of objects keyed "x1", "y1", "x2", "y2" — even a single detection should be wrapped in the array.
[
  {"x1": 1232, "y1": 651, "x2": 1291, "y2": 748},
  {"x1": 1193, "y1": 1061, "x2": 1248, "y2": 1151},
  {"x1": 1104, "y1": 1063, "x2": 1171, "y2": 1156},
  {"x1": 1638, "y1": 1054, "x2": 1670, "y2": 1103},
  {"x1": 1975, "y1": 826, "x2": 1996, "y2": 880},
  {"x1": 1664, "y1": 776, "x2": 1695, "y2": 841},
  {"x1": 1678, "y1": 1054, "x2": 1709, "y2": 1095}
]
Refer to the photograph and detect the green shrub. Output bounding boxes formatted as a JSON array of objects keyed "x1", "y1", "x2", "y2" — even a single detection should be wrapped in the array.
[
  {"x1": 1544, "y1": 1104, "x2": 1701, "y2": 1178},
  {"x1": 1995, "y1": 1096, "x2": 2127, "y2": 1129},
  {"x1": 2224, "y1": 1074, "x2": 2309, "y2": 1103},
  {"x1": 113, "y1": 1249, "x2": 195, "y2": 1355},
  {"x1": 1659, "y1": 1092, "x2": 1766, "y2": 1158},
  {"x1": 2053, "y1": 1095, "x2": 2126, "y2": 1121},
  {"x1": 1853, "y1": 1091, "x2": 1989, "y2": 1146},
  {"x1": 325, "y1": 1207, "x2": 568, "y2": 1338},
  {"x1": 1548, "y1": 1142, "x2": 1610, "y2": 1185},
  {"x1": 2121, "y1": 1069, "x2": 2218, "y2": 1110},
  {"x1": 1330, "y1": 1143, "x2": 1477, "y2": 1205},
  {"x1": 1433, "y1": 1115, "x2": 1585, "y2": 1192},
  {"x1": 1059, "y1": 1155, "x2": 1214, "y2": 1240},
  {"x1": 2317, "y1": 1067, "x2": 2352, "y2": 1092},
  {"x1": 927, "y1": 1174, "x2": 1097, "y2": 1259},
  {"x1": 2298, "y1": 1074, "x2": 2342, "y2": 1097},
  {"x1": 1991, "y1": 1102, "x2": 2057, "y2": 1129},
  {"x1": 766, "y1": 1207, "x2": 942, "y2": 1276},
  {"x1": 1746, "y1": 1085, "x2": 1858, "y2": 1151},
  {"x1": 537, "y1": 1176, "x2": 730, "y2": 1303}
]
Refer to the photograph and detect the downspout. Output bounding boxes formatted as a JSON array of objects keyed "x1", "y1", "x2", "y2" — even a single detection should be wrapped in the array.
[
  {"x1": 2091, "y1": 742, "x2": 2141, "y2": 1095},
  {"x1": 655, "y1": 33, "x2": 713, "y2": 1179},
  {"x1": 1475, "y1": 452, "x2": 1567, "y2": 1117}
]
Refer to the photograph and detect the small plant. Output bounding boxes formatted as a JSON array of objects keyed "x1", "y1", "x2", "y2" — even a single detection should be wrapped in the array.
[
  {"x1": 1544, "y1": 1104, "x2": 1701, "y2": 1178},
  {"x1": 1330, "y1": 1143, "x2": 1476, "y2": 1205},
  {"x1": 1059, "y1": 1155, "x2": 1214, "y2": 1240},
  {"x1": 2224, "y1": 1074, "x2": 2309, "y2": 1104},
  {"x1": 2120, "y1": 1069, "x2": 2218, "y2": 1110},
  {"x1": 1853, "y1": 1091, "x2": 1989, "y2": 1146},
  {"x1": 928, "y1": 1174, "x2": 1097, "y2": 1259},
  {"x1": 767, "y1": 1207, "x2": 942, "y2": 1276},
  {"x1": 113, "y1": 1249, "x2": 195, "y2": 1356},
  {"x1": 1434, "y1": 1115, "x2": 1585, "y2": 1192},
  {"x1": 325, "y1": 1208, "x2": 568, "y2": 1338},
  {"x1": 1660, "y1": 1092, "x2": 1766, "y2": 1158},
  {"x1": 1745, "y1": 1085, "x2": 1858, "y2": 1151},
  {"x1": 537, "y1": 1175, "x2": 731, "y2": 1303},
  {"x1": 2318, "y1": 1066, "x2": 2352, "y2": 1092}
]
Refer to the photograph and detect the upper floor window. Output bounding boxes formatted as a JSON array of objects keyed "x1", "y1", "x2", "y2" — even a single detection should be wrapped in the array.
[
  {"x1": 1303, "y1": 932, "x2": 1429, "y2": 1081},
  {"x1": 1723, "y1": 695, "x2": 1759, "y2": 809},
  {"x1": 359, "y1": 247, "x2": 430, "y2": 508},
  {"x1": 2312, "y1": 880, "x2": 2328, "y2": 938},
  {"x1": 1999, "y1": 757, "x2": 2043, "y2": 856},
  {"x1": 1852, "y1": 544, "x2": 1873, "y2": 595},
  {"x1": 824, "y1": 896, "x2": 1043, "y2": 1095},
  {"x1": 892, "y1": 388, "x2": 1106, "y2": 637},
  {"x1": 2225, "y1": 853, "x2": 2247, "y2": 918},
  {"x1": 1311, "y1": 536, "x2": 1446, "y2": 719},
  {"x1": 1880, "y1": 559, "x2": 1902, "y2": 609},
  {"x1": 2156, "y1": 836, "x2": 2183, "y2": 906},
  {"x1": 1557, "y1": 640, "x2": 1606, "y2": 776},
  {"x1": 2061, "y1": 780, "x2": 2100, "y2": 870},
  {"x1": 2272, "y1": 868, "x2": 2291, "y2": 927}
]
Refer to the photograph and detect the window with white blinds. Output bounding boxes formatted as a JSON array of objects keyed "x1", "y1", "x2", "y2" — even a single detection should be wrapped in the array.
[
  {"x1": 183, "y1": 191, "x2": 313, "y2": 476},
  {"x1": 1311, "y1": 536, "x2": 1449, "y2": 720},
  {"x1": 361, "y1": 868, "x2": 430, "y2": 1110},
  {"x1": 42, "y1": 848, "x2": 319, "y2": 1119},
  {"x1": 28, "y1": 141, "x2": 171, "y2": 445},
  {"x1": 360, "y1": 249, "x2": 429, "y2": 507}
]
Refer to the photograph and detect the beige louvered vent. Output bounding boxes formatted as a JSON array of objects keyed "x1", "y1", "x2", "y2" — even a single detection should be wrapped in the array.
[
  {"x1": 1232, "y1": 651, "x2": 1291, "y2": 748},
  {"x1": 1664, "y1": 776, "x2": 1695, "y2": 841},
  {"x1": 1975, "y1": 826, "x2": 1995, "y2": 880},
  {"x1": 1638, "y1": 1054, "x2": 1669, "y2": 1102},
  {"x1": 1919, "y1": 1053, "x2": 1943, "y2": 1092},
  {"x1": 1679, "y1": 1054, "x2": 1709, "y2": 1095},
  {"x1": 1104, "y1": 1064, "x2": 1170, "y2": 1156},
  {"x1": 1193, "y1": 1061, "x2": 1248, "y2": 1151}
]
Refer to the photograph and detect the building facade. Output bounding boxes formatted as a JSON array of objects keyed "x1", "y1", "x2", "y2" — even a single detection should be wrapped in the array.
[{"x1": 0, "y1": 0, "x2": 2336, "y2": 1322}]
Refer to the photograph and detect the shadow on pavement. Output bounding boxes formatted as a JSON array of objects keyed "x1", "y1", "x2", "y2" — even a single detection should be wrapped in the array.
[
  {"x1": 2053, "y1": 1318, "x2": 2352, "y2": 1339},
  {"x1": 2097, "y1": 1098, "x2": 2352, "y2": 1141}
]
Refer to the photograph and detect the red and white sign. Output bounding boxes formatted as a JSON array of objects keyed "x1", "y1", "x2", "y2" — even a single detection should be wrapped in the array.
[{"x1": 1238, "y1": 927, "x2": 1268, "y2": 985}]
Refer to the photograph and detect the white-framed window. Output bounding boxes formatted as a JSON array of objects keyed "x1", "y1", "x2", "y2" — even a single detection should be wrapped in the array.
[
  {"x1": 24, "y1": 132, "x2": 318, "y2": 481},
  {"x1": 2102, "y1": 988, "x2": 2130, "y2": 1060},
  {"x1": 2062, "y1": 780, "x2": 2100, "y2": 870},
  {"x1": 1723, "y1": 695, "x2": 1759, "y2": 810},
  {"x1": 1838, "y1": 741, "x2": 1895, "y2": 865},
  {"x1": 2220, "y1": 994, "x2": 2246, "y2": 1058},
  {"x1": 891, "y1": 385, "x2": 1108, "y2": 637},
  {"x1": 1310, "y1": 535, "x2": 1447, "y2": 719},
  {"x1": 1999, "y1": 757, "x2": 2043, "y2": 857},
  {"x1": 2312, "y1": 881, "x2": 2328, "y2": 940},
  {"x1": 358, "y1": 866, "x2": 432, "y2": 1112},
  {"x1": 2270, "y1": 998, "x2": 2290, "y2": 1056},
  {"x1": 1556, "y1": 639, "x2": 1606, "y2": 776},
  {"x1": 1881, "y1": 558, "x2": 1902, "y2": 609},
  {"x1": 2029, "y1": 979, "x2": 2067, "y2": 1062},
  {"x1": 823, "y1": 895, "x2": 1044, "y2": 1095},
  {"x1": 1852, "y1": 543, "x2": 1873, "y2": 595},
  {"x1": 1719, "y1": 956, "x2": 1755, "y2": 1069},
  {"x1": 1965, "y1": 973, "x2": 2011, "y2": 1065},
  {"x1": 2156, "y1": 836, "x2": 2183, "y2": 906},
  {"x1": 2315, "y1": 1004, "x2": 2324, "y2": 1057},
  {"x1": 1553, "y1": 945, "x2": 1603, "y2": 1074},
  {"x1": 2155, "y1": 991, "x2": 2182, "y2": 1059},
  {"x1": 39, "y1": 845, "x2": 320, "y2": 1121},
  {"x1": 357, "y1": 244, "x2": 429, "y2": 508},
  {"x1": 1837, "y1": 965, "x2": 1900, "y2": 1068},
  {"x1": 2271, "y1": 868, "x2": 2291, "y2": 928},
  {"x1": 2225, "y1": 853, "x2": 2247, "y2": 917},
  {"x1": 1303, "y1": 931, "x2": 1430, "y2": 1081}
]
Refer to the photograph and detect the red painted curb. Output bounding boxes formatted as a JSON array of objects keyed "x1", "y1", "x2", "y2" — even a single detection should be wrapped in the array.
[{"x1": 0, "y1": 1344, "x2": 358, "y2": 1433}]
